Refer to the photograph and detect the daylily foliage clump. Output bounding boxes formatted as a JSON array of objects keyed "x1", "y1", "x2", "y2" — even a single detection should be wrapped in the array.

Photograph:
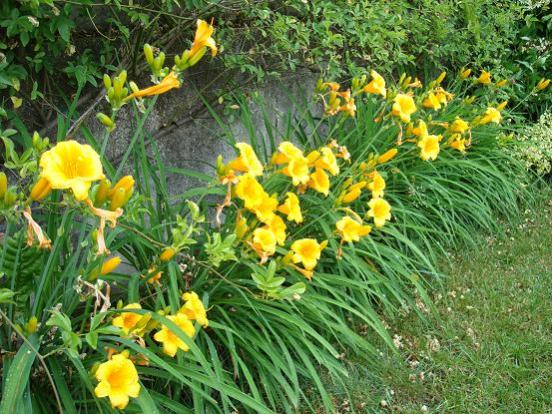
[{"x1": 0, "y1": 20, "x2": 540, "y2": 412}]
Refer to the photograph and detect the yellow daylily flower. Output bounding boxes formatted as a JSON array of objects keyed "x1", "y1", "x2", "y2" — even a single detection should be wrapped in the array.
[
  {"x1": 418, "y1": 134, "x2": 441, "y2": 161},
  {"x1": 234, "y1": 174, "x2": 267, "y2": 210},
  {"x1": 315, "y1": 147, "x2": 339, "y2": 176},
  {"x1": 272, "y1": 141, "x2": 304, "y2": 165},
  {"x1": 496, "y1": 79, "x2": 508, "y2": 87},
  {"x1": 190, "y1": 19, "x2": 217, "y2": 60},
  {"x1": 477, "y1": 70, "x2": 492, "y2": 85},
  {"x1": 367, "y1": 171, "x2": 386, "y2": 198},
  {"x1": 308, "y1": 167, "x2": 330, "y2": 196},
  {"x1": 336, "y1": 216, "x2": 371, "y2": 243},
  {"x1": 94, "y1": 353, "x2": 140, "y2": 409},
  {"x1": 291, "y1": 238, "x2": 325, "y2": 271},
  {"x1": 180, "y1": 292, "x2": 209, "y2": 327},
  {"x1": 159, "y1": 247, "x2": 177, "y2": 262},
  {"x1": 252, "y1": 227, "x2": 277, "y2": 256},
  {"x1": 154, "y1": 313, "x2": 195, "y2": 357},
  {"x1": 367, "y1": 197, "x2": 392, "y2": 228},
  {"x1": 449, "y1": 136, "x2": 467, "y2": 153},
  {"x1": 228, "y1": 142, "x2": 264, "y2": 177},
  {"x1": 392, "y1": 94, "x2": 417, "y2": 123},
  {"x1": 364, "y1": 70, "x2": 386, "y2": 97},
  {"x1": 127, "y1": 72, "x2": 181, "y2": 100},
  {"x1": 449, "y1": 117, "x2": 470, "y2": 134},
  {"x1": 39, "y1": 140, "x2": 104, "y2": 201},
  {"x1": 411, "y1": 120, "x2": 428, "y2": 138},
  {"x1": 282, "y1": 156, "x2": 310, "y2": 186},
  {"x1": 112, "y1": 303, "x2": 143, "y2": 336},
  {"x1": 278, "y1": 192, "x2": 303, "y2": 223},
  {"x1": 422, "y1": 92, "x2": 441, "y2": 110},
  {"x1": 480, "y1": 107, "x2": 502, "y2": 125},
  {"x1": 252, "y1": 193, "x2": 278, "y2": 223},
  {"x1": 263, "y1": 214, "x2": 287, "y2": 245}
]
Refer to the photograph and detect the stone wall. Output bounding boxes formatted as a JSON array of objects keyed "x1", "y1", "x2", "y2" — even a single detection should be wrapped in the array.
[{"x1": 84, "y1": 67, "x2": 320, "y2": 194}]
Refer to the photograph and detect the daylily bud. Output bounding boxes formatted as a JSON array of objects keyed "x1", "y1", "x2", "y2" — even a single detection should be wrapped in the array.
[
  {"x1": 378, "y1": 148, "x2": 398, "y2": 164},
  {"x1": 0, "y1": 172, "x2": 7, "y2": 198},
  {"x1": 188, "y1": 47, "x2": 207, "y2": 67},
  {"x1": 101, "y1": 256, "x2": 122, "y2": 275},
  {"x1": 30, "y1": 177, "x2": 52, "y2": 201},
  {"x1": 25, "y1": 316, "x2": 38, "y2": 334},
  {"x1": 96, "y1": 113, "x2": 115, "y2": 131},
  {"x1": 103, "y1": 74, "x2": 112, "y2": 90},
  {"x1": 109, "y1": 187, "x2": 127, "y2": 211},
  {"x1": 435, "y1": 71, "x2": 446, "y2": 84},
  {"x1": 497, "y1": 100, "x2": 508, "y2": 111},
  {"x1": 153, "y1": 52, "x2": 165, "y2": 73},
  {"x1": 4, "y1": 189, "x2": 17, "y2": 206},
  {"x1": 32, "y1": 131, "x2": 40, "y2": 148},
  {"x1": 459, "y1": 68, "x2": 472, "y2": 79},
  {"x1": 95, "y1": 179, "x2": 111, "y2": 206},
  {"x1": 110, "y1": 175, "x2": 135, "y2": 196},
  {"x1": 144, "y1": 43, "x2": 154, "y2": 65},
  {"x1": 536, "y1": 78, "x2": 550, "y2": 91},
  {"x1": 496, "y1": 79, "x2": 508, "y2": 87},
  {"x1": 159, "y1": 247, "x2": 177, "y2": 262}
]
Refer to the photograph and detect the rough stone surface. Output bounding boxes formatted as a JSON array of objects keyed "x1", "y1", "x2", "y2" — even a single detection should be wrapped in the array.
[{"x1": 84, "y1": 67, "x2": 320, "y2": 195}]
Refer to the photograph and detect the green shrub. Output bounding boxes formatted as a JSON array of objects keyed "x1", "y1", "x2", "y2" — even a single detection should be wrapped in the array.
[{"x1": 505, "y1": 110, "x2": 552, "y2": 176}]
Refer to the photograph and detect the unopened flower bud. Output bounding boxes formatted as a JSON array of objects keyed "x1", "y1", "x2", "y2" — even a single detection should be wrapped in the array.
[
  {"x1": 109, "y1": 187, "x2": 127, "y2": 210},
  {"x1": 95, "y1": 179, "x2": 111, "y2": 206},
  {"x1": 30, "y1": 177, "x2": 52, "y2": 201},
  {"x1": 144, "y1": 43, "x2": 154, "y2": 65},
  {"x1": 101, "y1": 256, "x2": 122, "y2": 275},
  {"x1": 0, "y1": 172, "x2": 7, "y2": 198},
  {"x1": 159, "y1": 247, "x2": 177, "y2": 262},
  {"x1": 103, "y1": 74, "x2": 112, "y2": 90}
]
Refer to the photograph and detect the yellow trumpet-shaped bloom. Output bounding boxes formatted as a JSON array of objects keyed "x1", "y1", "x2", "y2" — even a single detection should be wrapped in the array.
[
  {"x1": 228, "y1": 142, "x2": 264, "y2": 177},
  {"x1": 252, "y1": 193, "x2": 278, "y2": 223},
  {"x1": 315, "y1": 147, "x2": 340, "y2": 176},
  {"x1": 422, "y1": 92, "x2": 441, "y2": 111},
  {"x1": 411, "y1": 120, "x2": 428, "y2": 138},
  {"x1": 308, "y1": 168, "x2": 330, "y2": 196},
  {"x1": 94, "y1": 353, "x2": 140, "y2": 409},
  {"x1": 291, "y1": 238, "x2": 325, "y2": 271},
  {"x1": 39, "y1": 140, "x2": 104, "y2": 201},
  {"x1": 180, "y1": 292, "x2": 209, "y2": 328},
  {"x1": 364, "y1": 70, "x2": 387, "y2": 97},
  {"x1": 392, "y1": 94, "x2": 417, "y2": 123},
  {"x1": 252, "y1": 227, "x2": 277, "y2": 256},
  {"x1": 263, "y1": 214, "x2": 287, "y2": 245},
  {"x1": 418, "y1": 134, "x2": 441, "y2": 161},
  {"x1": 367, "y1": 197, "x2": 392, "y2": 228},
  {"x1": 128, "y1": 72, "x2": 181, "y2": 100},
  {"x1": 449, "y1": 136, "x2": 467, "y2": 153},
  {"x1": 190, "y1": 19, "x2": 217, "y2": 59},
  {"x1": 449, "y1": 117, "x2": 470, "y2": 134},
  {"x1": 112, "y1": 303, "x2": 143, "y2": 335},
  {"x1": 278, "y1": 192, "x2": 303, "y2": 223},
  {"x1": 477, "y1": 70, "x2": 492, "y2": 85},
  {"x1": 234, "y1": 174, "x2": 267, "y2": 210},
  {"x1": 367, "y1": 171, "x2": 386, "y2": 198},
  {"x1": 480, "y1": 107, "x2": 502, "y2": 125},
  {"x1": 273, "y1": 141, "x2": 304, "y2": 165},
  {"x1": 154, "y1": 314, "x2": 196, "y2": 357},
  {"x1": 282, "y1": 155, "x2": 310, "y2": 186},
  {"x1": 336, "y1": 216, "x2": 371, "y2": 243}
]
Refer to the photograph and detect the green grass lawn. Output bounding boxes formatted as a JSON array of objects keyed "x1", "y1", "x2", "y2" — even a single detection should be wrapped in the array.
[{"x1": 319, "y1": 195, "x2": 552, "y2": 413}]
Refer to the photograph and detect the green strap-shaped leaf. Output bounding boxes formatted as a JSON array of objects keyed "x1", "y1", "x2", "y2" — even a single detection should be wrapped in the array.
[{"x1": 0, "y1": 337, "x2": 39, "y2": 414}]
